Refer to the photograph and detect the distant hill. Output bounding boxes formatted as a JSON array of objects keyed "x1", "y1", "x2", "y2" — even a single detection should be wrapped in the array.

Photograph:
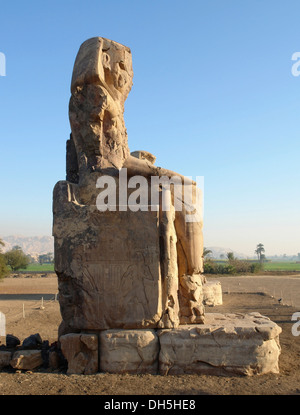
[{"x1": 0, "y1": 235, "x2": 54, "y2": 255}]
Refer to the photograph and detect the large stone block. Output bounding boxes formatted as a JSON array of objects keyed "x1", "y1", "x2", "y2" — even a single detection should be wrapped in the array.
[
  {"x1": 10, "y1": 350, "x2": 43, "y2": 370},
  {"x1": 158, "y1": 313, "x2": 282, "y2": 376},
  {"x1": 100, "y1": 329, "x2": 159, "y2": 374},
  {"x1": 203, "y1": 280, "x2": 223, "y2": 306},
  {"x1": 60, "y1": 333, "x2": 98, "y2": 375}
]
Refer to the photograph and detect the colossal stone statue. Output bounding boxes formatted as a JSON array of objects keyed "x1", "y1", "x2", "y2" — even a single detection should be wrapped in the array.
[
  {"x1": 53, "y1": 38, "x2": 282, "y2": 378},
  {"x1": 53, "y1": 37, "x2": 204, "y2": 337}
]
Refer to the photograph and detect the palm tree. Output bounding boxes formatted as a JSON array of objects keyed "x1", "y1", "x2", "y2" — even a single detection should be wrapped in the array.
[
  {"x1": 255, "y1": 243, "x2": 265, "y2": 262},
  {"x1": 203, "y1": 247, "x2": 212, "y2": 259}
]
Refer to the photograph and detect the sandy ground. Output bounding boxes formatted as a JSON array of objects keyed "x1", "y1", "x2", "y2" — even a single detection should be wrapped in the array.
[
  {"x1": 216, "y1": 274, "x2": 300, "y2": 308},
  {"x1": 0, "y1": 274, "x2": 300, "y2": 397}
]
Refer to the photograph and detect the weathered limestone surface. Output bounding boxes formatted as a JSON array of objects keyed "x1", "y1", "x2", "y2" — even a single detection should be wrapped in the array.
[
  {"x1": 100, "y1": 329, "x2": 159, "y2": 374},
  {"x1": 60, "y1": 333, "x2": 98, "y2": 375},
  {"x1": 53, "y1": 36, "x2": 204, "y2": 333},
  {"x1": 131, "y1": 150, "x2": 156, "y2": 165},
  {"x1": 69, "y1": 37, "x2": 133, "y2": 173},
  {"x1": 203, "y1": 280, "x2": 223, "y2": 306},
  {"x1": 0, "y1": 351, "x2": 11, "y2": 369},
  {"x1": 158, "y1": 313, "x2": 282, "y2": 376},
  {"x1": 54, "y1": 205, "x2": 177, "y2": 331},
  {"x1": 10, "y1": 350, "x2": 43, "y2": 370},
  {"x1": 179, "y1": 274, "x2": 205, "y2": 324}
]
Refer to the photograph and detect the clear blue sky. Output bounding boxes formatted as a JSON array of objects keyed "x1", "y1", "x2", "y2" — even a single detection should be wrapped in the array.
[{"x1": 0, "y1": 0, "x2": 299, "y2": 256}]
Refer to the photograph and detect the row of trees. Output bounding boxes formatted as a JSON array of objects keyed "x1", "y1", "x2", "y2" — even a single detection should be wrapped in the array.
[
  {"x1": 38, "y1": 252, "x2": 54, "y2": 265},
  {"x1": 203, "y1": 244, "x2": 266, "y2": 262},
  {"x1": 203, "y1": 244, "x2": 266, "y2": 275}
]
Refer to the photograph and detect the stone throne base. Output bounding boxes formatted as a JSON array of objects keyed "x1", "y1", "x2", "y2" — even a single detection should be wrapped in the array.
[{"x1": 60, "y1": 312, "x2": 281, "y2": 376}]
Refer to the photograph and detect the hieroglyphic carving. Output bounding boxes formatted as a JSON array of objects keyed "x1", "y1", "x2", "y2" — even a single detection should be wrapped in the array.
[{"x1": 55, "y1": 208, "x2": 164, "y2": 330}]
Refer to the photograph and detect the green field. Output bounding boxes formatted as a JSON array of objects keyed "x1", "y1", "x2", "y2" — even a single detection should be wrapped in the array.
[
  {"x1": 209, "y1": 259, "x2": 300, "y2": 273},
  {"x1": 263, "y1": 262, "x2": 300, "y2": 271},
  {"x1": 17, "y1": 263, "x2": 55, "y2": 272},
  {"x1": 14, "y1": 261, "x2": 300, "y2": 273}
]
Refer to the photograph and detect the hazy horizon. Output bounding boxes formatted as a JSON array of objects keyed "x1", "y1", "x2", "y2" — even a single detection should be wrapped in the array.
[{"x1": 0, "y1": 234, "x2": 298, "y2": 258}]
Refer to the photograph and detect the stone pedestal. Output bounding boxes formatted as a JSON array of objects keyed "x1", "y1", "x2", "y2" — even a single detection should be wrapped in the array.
[
  {"x1": 158, "y1": 313, "x2": 281, "y2": 376},
  {"x1": 59, "y1": 313, "x2": 281, "y2": 376},
  {"x1": 100, "y1": 329, "x2": 159, "y2": 374}
]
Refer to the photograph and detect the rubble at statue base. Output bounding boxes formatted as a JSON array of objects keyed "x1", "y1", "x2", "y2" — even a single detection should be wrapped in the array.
[{"x1": 53, "y1": 37, "x2": 281, "y2": 376}]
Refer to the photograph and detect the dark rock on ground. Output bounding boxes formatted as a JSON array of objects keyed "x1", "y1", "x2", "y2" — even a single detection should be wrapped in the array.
[
  {"x1": 22, "y1": 333, "x2": 43, "y2": 349},
  {"x1": 6, "y1": 334, "x2": 20, "y2": 348}
]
